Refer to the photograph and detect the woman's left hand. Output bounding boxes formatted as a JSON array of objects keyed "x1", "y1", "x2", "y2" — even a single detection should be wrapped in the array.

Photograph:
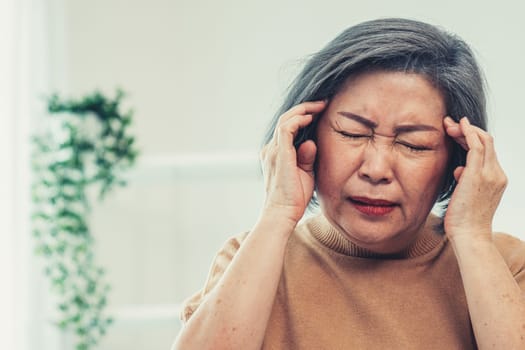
[{"x1": 443, "y1": 116, "x2": 507, "y2": 242}]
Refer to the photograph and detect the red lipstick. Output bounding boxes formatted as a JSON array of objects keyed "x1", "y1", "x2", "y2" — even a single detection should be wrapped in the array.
[{"x1": 349, "y1": 196, "x2": 397, "y2": 216}]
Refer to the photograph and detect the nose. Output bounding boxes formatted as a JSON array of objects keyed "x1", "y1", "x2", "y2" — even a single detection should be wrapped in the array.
[{"x1": 357, "y1": 141, "x2": 394, "y2": 185}]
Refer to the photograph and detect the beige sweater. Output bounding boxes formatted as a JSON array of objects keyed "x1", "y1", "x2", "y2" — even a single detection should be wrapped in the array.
[{"x1": 181, "y1": 215, "x2": 525, "y2": 349}]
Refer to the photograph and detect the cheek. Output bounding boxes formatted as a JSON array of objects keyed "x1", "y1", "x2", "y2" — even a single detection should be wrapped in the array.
[
  {"x1": 316, "y1": 143, "x2": 362, "y2": 194},
  {"x1": 403, "y1": 157, "x2": 449, "y2": 200},
  {"x1": 315, "y1": 151, "x2": 337, "y2": 195}
]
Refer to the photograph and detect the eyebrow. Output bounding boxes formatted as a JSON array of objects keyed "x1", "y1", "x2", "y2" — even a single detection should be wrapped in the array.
[{"x1": 337, "y1": 111, "x2": 440, "y2": 133}]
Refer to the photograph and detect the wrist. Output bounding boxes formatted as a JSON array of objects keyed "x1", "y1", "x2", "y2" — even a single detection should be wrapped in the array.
[
  {"x1": 448, "y1": 232, "x2": 494, "y2": 251},
  {"x1": 446, "y1": 224, "x2": 493, "y2": 242},
  {"x1": 262, "y1": 202, "x2": 304, "y2": 223},
  {"x1": 255, "y1": 206, "x2": 301, "y2": 238}
]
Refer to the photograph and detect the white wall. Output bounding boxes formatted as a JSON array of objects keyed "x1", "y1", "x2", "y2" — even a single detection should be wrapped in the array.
[
  {"x1": 45, "y1": 0, "x2": 525, "y2": 348},
  {"x1": 59, "y1": 0, "x2": 525, "y2": 232}
]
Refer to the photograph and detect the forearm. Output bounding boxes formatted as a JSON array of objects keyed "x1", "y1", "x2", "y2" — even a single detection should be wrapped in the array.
[
  {"x1": 172, "y1": 214, "x2": 295, "y2": 350},
  {"x1": 451, "y1": 235, "x2": 525, "y2": 349}
]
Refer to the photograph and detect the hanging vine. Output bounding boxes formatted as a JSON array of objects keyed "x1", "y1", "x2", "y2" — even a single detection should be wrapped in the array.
[{"x1": 31, "y1": 90, "x2": 138, "y2": 349}]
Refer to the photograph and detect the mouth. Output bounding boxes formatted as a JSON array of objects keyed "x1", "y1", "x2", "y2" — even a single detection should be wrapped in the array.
[{"x1": 348, "y1": 196, "x2": 398, "y2": 216}]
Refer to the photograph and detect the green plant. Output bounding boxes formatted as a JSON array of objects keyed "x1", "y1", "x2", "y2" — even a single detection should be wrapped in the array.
[{"x1": 31, "y1": 90, "x2": 138, "y2": 349}]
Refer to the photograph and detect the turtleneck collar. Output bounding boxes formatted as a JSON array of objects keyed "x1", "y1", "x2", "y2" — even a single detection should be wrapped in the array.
[{"x1": 307, "y1": 214, "x2": 446, "y2": 259}]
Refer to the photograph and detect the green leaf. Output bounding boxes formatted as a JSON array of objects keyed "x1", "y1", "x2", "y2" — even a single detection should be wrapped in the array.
[{"x1": 32, "y1": 89, "x2": 137, "y2": 349}]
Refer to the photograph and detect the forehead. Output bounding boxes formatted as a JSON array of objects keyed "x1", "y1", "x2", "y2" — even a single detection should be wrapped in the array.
[{"x1": 330, "y1": 70, "x2": 446, "y2": 127}]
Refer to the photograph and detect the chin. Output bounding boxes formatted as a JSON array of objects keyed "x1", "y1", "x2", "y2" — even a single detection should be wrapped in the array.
[
  {"x1": 322, "y1": 202, "x2": 413, "y2": 248},
  {"x1": 333, "y1": 215, "x2": 410, "y2": 252}
]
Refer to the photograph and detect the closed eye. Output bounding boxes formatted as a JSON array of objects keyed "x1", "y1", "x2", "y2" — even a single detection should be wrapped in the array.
[
  {"x1": 339, "y1": 131, "x2": 371, "y2": 139},
  {"x1": 396, "y1": 141, "x2": 432, "y2": 152}
]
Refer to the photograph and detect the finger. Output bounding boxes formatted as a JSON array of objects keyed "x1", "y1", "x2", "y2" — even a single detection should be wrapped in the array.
[
  {"x1": 443, "y1": 116, "x2": 468, "y2": 150},
  {"x1": 475, "y1": 131, "x2": 507, "y2": 190},
  {"x1": 280, "y1": 100, "x2": 327, "y2": 121},
  {"x1": 275, "y1": 114, "x2": 314, "y2": 149},
  {"x1": 270, "y1": 101, "x2": 327, "y2": 146},
  {"x1": 460, "y1": 117, "x2": 484, "y2": 169},
  {"x1": 275, "y1": 101, "x2": 327, "y2": 133},
  {"x1": 460, "y1": 118, "x2": 500, "y2": 166},
  {"x1": 443, "y1": 116, "x2": 462, "y2": 137},
  {"x1": 456, "y1": 120, "x2": 508, "y2": 192},
  {"x1": 443, "y1": 116, "x2": 456, "y2": 128},
  {"x1": 297, "y1": 140, "x2": 317, "y2": 173},
  {"x1": 476, "y1": 130, "x2": 499, "y2": 166},
  {"x1": 263, "y1": 114, "x2": 315, "y2": 173},
  {"x1": 453, "y1": 166, "x2": 464, "y2": 182}
]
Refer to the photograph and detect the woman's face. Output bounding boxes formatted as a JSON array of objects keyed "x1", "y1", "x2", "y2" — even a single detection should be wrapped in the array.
[{"x1": 315, "y1": 70, "x2": 450, "y2": 253}]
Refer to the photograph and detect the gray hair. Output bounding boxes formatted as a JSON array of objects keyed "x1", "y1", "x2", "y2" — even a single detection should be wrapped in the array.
[{"x1": 264, "y1": 17, "x2": 487, "y2": 208}]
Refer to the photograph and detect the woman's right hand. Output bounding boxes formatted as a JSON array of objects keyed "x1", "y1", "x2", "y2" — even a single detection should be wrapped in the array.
[{"x1": 259, "y1": 101, "x2": 327, "y2": 227}]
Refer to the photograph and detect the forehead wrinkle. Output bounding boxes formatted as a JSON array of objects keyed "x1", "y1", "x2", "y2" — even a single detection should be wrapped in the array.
[
  {"x1": 337, "y1": 111, "x2": 443, "y2": 137},
  {"x1": 394, "y1": 124, "x2": 441, "y2": 134},
  {"x1": 337, "y1": 111, "x2": 376, "y2": 129}
]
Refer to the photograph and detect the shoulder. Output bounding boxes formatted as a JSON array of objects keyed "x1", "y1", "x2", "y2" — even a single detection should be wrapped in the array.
[
  {"x1": 180, "y1": 231, "x2": 249, "y2": 322},
  {"x1": 492, "y1": 232, "x2": 525, "y2": 256},
  {"x1": 492, "y1": 232, "x2": 525, "y2": 275}
]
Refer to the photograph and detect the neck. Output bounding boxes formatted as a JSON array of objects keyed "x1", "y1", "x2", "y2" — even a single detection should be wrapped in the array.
[{"x1": 309, "y1": 214, "x2": 445, "y2": 259}]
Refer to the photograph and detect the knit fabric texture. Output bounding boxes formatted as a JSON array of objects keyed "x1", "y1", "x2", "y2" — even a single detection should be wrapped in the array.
[{"x1": 181, "y1": 214, "x2": 525, "y2": 349}]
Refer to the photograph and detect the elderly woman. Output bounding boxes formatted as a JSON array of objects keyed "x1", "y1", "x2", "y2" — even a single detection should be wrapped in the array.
[{"x1": 172, "y1": 18, "x2": 525, "y2": 349}]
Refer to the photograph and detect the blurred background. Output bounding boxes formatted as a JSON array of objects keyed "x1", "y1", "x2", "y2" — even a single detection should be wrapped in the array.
[{"x1": 1, "y1": 0, "x2": 524, "y2": 349}]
